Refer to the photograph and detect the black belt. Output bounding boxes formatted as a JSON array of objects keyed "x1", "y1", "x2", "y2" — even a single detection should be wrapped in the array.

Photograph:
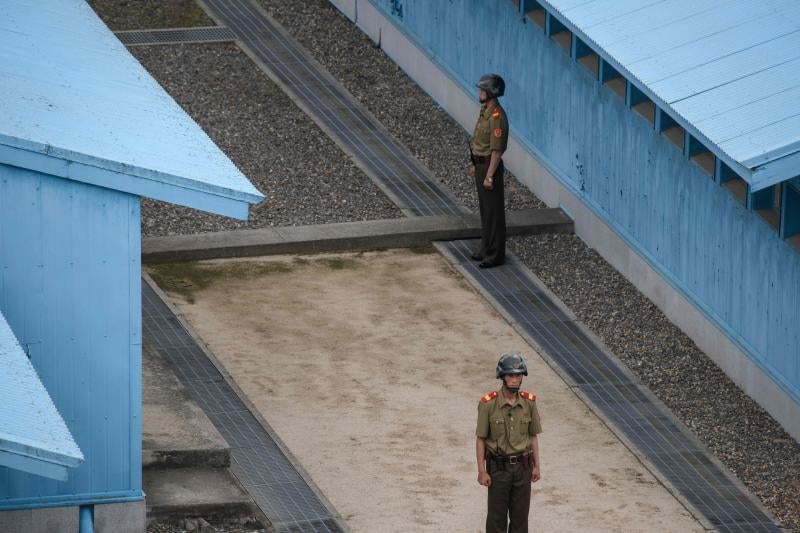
[{"x1": 489, "y1": 451, "x2": 531, "y2": 465}]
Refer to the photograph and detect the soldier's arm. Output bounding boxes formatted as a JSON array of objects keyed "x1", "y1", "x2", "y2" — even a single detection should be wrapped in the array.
[
  {"x1": 476, "y1": 437, "x2": 491, "y2": 486},
  {"x1": 484, "y1": 114, "x2": 507, "y2": 186},
  {"x1": 529, "y1": 434, "x2": 541, "y2": 482}
]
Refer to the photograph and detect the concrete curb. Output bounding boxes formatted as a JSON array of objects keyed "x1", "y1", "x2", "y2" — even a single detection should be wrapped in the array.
[{"x1": 142, "y1": 208, "x2": 572, "y2": 263}]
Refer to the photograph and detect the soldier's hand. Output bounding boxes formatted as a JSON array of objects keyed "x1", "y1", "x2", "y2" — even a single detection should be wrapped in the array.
[
  {"x1": 468, "y1": 165, "x2": 475, "y2": 177},
  {"x1": 483, "y1": 177, "x2": 493, "y2": 190},
  {"x1": 531, "y1": 465, "x2": 541, "y2": 483},
  {"x1": 478, "y1": 471, "x2": 492, "y2": 487}
]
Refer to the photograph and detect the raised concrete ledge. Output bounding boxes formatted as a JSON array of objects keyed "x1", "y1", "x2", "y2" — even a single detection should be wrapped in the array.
[
  {"x1": 142, "y1": 208, "x2": 572, "y2": 263},
  {"x1": 340, "y1": 0, "x2": 800, "y2": 443}
]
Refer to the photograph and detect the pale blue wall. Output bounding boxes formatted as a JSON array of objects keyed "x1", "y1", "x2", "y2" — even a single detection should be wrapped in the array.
[
  {"x1": 0, "y1": 163, "x2": 142, "y2": 508},
  {"x1": 369, "y1": 0, "x2": 800, "y2": 401}
]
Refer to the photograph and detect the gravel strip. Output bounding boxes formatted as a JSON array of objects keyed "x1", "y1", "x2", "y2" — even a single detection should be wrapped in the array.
[
  {"x1": 256, "y1": 0, "x2": 544, "y2": 213},
  {"x1": 509, "y1": 234, "x2": 800, "y2": 530},
  {"x1": 128, "y1": 42, "x2": 401, "y2": 236},
  {"x1": 87, "y1": 0, "x2": 214, "y2": 31}
]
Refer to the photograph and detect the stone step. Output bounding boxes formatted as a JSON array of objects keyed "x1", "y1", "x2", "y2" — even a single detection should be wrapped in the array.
[
  {"x1": 143, "y1": 343, "x2": 230, "y2": 470},
  {"x1": 144, "y1": 467, "x2": 255, "y2": 525}
]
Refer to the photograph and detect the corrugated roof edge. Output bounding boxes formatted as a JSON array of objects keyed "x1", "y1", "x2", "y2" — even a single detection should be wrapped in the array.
[
  {"x1": 0, "y1": 312, "x2": 83, "y2": 482},
  {"x1": 537, "y1": 0, "x2": 800, "y2": 192},
  {"x1": 0, "y1": 134, "x2": 265, "y2": 220}
]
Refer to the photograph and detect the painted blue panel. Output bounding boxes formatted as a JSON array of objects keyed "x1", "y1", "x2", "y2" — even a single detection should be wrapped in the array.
[
  {"x1": 0, "y1": 311, "x2": 83, "y2": 479},
  {"x1": 367, "y1": 0, "x2": 800, "y2": 404},
  {"x1": 0, "y1": 0, "x2": 263, "y2": 217},
  {"x1": 0, "y1": 165, "x2": 141, "y2": 507}
]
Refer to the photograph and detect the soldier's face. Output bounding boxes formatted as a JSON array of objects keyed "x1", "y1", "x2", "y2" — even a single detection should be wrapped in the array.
[
  {"x1": 503, "y1": 374, "x2": 523, "y2": 390},
  {"x1": 479, "y1": 89, "x2": 488, "y2": 103}
]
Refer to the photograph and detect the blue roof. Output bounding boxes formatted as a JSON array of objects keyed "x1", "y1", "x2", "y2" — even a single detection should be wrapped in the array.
[
  {"x1": 0, "y1": 311, "x2": 83, "y2": 481},
  {"x1": 543, "y1": 0, "x2": 800, "y2": 191},
  {"x1": 0, "y1": 0, "x2": 263, "y2": 219}
]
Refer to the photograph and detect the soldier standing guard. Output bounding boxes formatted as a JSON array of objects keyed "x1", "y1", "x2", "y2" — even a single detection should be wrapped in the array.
[
  {"x1": 469, "y1": 74, "x2": 509, "y2": 268},
  {"x1": 476, "y1": 354, "x2": 542, "y2": 533}
]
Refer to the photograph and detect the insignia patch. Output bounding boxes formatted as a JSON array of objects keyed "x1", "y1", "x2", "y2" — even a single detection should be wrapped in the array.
[
  {"x1": 491, "y1": 109, "x2": 501, "y2": 119},
  {"x1": 481, "y1": 391, "x2": 498, "y2": 403},
  {"x1": 494, "y1": 128, "x2": 502, "y2": 138},
  {"x1": 520, "y1": 391, "x2": 536, "y2": 401}
]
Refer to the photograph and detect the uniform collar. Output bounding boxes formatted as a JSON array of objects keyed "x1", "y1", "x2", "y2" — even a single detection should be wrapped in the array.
[
  {"x1": 482, "y1": 99, "x2": 499, "y2": 117},
  {"x1": 496, "y1": 387, "x2": 520, "y2": 407}
]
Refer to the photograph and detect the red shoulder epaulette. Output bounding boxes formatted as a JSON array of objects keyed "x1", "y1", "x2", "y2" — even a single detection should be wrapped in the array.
[
  {"x1": 520, "y1": 391, "x2": 536, "y2": 401},
  {"x1": 491, "y1": 108, "x2": 501, "y2": 119},
  {"x1": 481, "y1": 391, "x2": 498, "y2": 403}
]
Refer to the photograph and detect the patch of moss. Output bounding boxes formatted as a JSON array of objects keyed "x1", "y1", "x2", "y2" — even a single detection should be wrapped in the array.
[
  {"x1": 315, "y1": 257, "x2": 359, "y2": 270},
  {"x1": 148, "y1": 260, "x2": 291, "y2": 302},
  {"x1": 408, "y1": 245, "x2": 435, "y2": 254}
]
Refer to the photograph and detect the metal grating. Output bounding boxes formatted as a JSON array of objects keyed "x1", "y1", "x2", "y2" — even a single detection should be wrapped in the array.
[
  {"x1": 142, "y1": 283, "x2": 346, "y2": 532},
  {"x1": 438, "y1": 239, "x2": 780, "y2": 532},
  {"x1": 202, "y1": 0, "x2": 466, "y2": 218},
  {"x1": 115, "y1": 26, "x2": 237, "y2": 46}
]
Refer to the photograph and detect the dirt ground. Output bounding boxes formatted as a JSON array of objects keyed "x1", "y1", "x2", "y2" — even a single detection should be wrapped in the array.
[{"x1": 148, "y1": 248, "x2": 703, "y2": 533}]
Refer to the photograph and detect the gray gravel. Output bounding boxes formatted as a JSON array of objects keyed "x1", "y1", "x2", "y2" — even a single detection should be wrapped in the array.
[
  {"x1": 256, "y1": 0, "x2": 544, "y2": 214},
  {"x1": 129, "y1": 43, "x2": 401, "y2": 236},
  {"x1": 509, "y1": 233, "x2": 800, "y2": 530},
  {"x1": 87, "y1": 0, "x2": 214, "y2": 31}
]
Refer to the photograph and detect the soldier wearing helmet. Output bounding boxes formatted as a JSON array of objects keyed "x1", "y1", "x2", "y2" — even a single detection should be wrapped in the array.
[
  {"x1": 476, "y1": 353, "x2": 542, "y2": 533},
  {"x1": 469, "y1": 74, "x2": 509, "y2": 268}
]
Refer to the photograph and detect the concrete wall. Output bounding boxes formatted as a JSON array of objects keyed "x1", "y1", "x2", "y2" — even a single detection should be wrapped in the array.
[
  {"x1": 328, "y1": 0, "x2": 800, "y2": 441},
  {"x1": 0, "y1": 164, "x2": 143, "y2": 507},
  {"x1": 0, "y1": 501, "x2": 145, "y2": 533}
]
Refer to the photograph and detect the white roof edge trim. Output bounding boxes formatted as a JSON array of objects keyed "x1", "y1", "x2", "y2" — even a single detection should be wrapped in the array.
[
  {"x1": 0, "y1": 134, "x2": 265, "y2": 205},
  {"x1": 750, "y1": 151, "x2": 800, "y2": 192}
]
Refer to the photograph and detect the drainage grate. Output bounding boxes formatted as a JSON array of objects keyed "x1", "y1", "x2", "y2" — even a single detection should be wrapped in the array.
[
  {"x1": 438, "y1": 240, "x2": 780, "y2": 532},
  {"x1": 202, "y1": 0, "x2": 466, "y2": 218},
  {"x1": 142, "y1": 283, "x2": 346, "y2": 532},
  {"x1": 115, "y1": 26, "x2": 237, "y2": 46}
]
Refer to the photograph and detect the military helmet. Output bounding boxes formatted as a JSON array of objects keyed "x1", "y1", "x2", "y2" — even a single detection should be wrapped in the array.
[
  {"x1": 476, "y1": 73, "x2": 505, "y2": 98},
  {"x1": 496, "y1": 353, "x2": 528, "y2": 378}
]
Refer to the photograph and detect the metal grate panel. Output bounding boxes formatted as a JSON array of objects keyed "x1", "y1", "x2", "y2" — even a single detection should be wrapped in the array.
[
  {"x1": 115, "y1": 26, "x2": 237, "y2": 46},
  {"x1": 142, "y1": 283, "x2": 345, "y2": 532}
]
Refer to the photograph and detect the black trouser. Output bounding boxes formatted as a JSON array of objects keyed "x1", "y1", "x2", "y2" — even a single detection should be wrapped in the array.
[
  {"x1": 474, "y1": 159, "x2": 506, "y2": 265},
  {"x1": 486, "y1": 458, "x2": 532, "y2": 533}
]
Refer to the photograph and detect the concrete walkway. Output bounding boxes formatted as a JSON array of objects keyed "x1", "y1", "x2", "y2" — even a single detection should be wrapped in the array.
[{"x1": 142, "y1": 209, "x2": 572, "y2": 263}]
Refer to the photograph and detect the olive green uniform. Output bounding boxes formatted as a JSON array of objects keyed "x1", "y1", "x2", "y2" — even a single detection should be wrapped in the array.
[
  {"x1": 470, "y1": 100, "x2": 509, "y2": 266},
  {"x1": 477, "y1": 390, "x2": 542, "y2": 533}
]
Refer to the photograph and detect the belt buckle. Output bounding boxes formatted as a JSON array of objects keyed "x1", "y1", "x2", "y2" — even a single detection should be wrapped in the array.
[{"x1": 508, "y1": 455, "x2": 518, "y2": 465}]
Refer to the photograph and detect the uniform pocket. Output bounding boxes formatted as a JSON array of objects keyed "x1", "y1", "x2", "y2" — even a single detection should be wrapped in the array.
[{"x1": 489, "y1": 417, "x2": 506, "y2": 440}]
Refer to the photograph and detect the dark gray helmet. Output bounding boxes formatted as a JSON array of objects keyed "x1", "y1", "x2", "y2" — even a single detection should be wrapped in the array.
[
  {"x1": 476, "y1": 73, "x2": 505, "y2": 98},
  {"x1": 496, "y1": 353, "x2": 528, "y2": 378}
]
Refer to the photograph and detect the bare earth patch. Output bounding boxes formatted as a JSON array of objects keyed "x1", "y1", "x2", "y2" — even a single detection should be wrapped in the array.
[{"x1": 148, "y1": 249, "x2": 702, "y2": 532}]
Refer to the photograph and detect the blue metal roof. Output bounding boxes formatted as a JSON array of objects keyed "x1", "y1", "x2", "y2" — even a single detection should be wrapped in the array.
[
  {"x1": 0, "y1": 311, "x2": 83, "y2": 481},
  {"x1": 542, "y1": 0, "x2": 800, "y2": 191},
  {"x1": 0, "y1": 0, "x2": 263, "y2": 219}
]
